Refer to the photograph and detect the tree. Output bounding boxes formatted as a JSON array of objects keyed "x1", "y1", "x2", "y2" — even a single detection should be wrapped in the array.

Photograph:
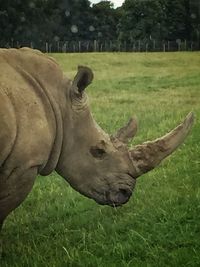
[
  {"x1": 163, "y1": 0, "x2": 190, "y2": 40},
  {"x1": 58, "y1": 0, "x2": 93, "y2": 40},
  {"x1": 91, "y1": 1, "x2": 120, "y2": 41},
  {"x1": 118, "y1": 0, "x2": 166, "y2": 43},
  {"x1": 190, "y1": 0, "x2": 200, "y2": 42},
  {"x1": 0, "y1": 0, "x2": 58, "y2": 45}
]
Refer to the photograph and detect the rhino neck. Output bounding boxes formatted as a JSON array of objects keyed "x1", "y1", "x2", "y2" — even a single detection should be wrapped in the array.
[
  {"x1": 34, "y1": 77, "x2": 64, "y2": 176},
  {"x1": 16, "y1": 67, "x2": 65, "y2": 176}
]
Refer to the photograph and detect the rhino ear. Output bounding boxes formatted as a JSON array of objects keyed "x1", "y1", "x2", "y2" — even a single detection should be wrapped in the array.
[{"x1": 72, "y1": 66, "x2": 94, "y2": 95}]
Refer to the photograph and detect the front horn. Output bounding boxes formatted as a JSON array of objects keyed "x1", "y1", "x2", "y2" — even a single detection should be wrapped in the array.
[{"x1": 129, "y1": 112, "x2": 194, "y2": 177}]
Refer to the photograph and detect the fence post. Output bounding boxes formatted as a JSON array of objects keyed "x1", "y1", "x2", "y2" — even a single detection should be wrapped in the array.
[
  {"x1": 184, "y1": 39, "x2": 187, "y2": 51},
  {"x1": 145, "y1": 43, "x2": 148, "y2": 52},
  {"x1": 167, "y1": 41, "x2": 170, "y2": 51},
  {"x1": 62, "y1": 43, "x2": 66, "y2": 53},
  {"x1": 86, "y1": 41, "x2": 89, "y2": 52},
  {"x1": 57, "y1": 41, "x2": 60, "y2": 52},
  {"x1": 94, "y1": 40, "x2": 97, "y2": 52},
  {"x1": 11, "y1": 38, "x2": 14, "y2": 48},
  {"x1": 66, "y1": 41, "x2": 69, "y2": 52},
  {"x1": 163, "y1": 43, "x2": 166, "y2": 52},
  {"x1": 45, "y1": 42, "x2": 48, "y2": 53},
  {"x1": 153, "y1": 40, "x2": 156, "y2": 51},
  {"x1": 124, "y1": 41, "x2": 127, "y2": 52},
  {"x1": 78, "y1": 41, "x2": 81, "y2": 52},
  {"x1": 73, "y1": 43, "x2": 76, "y2": 53},
  {"x1": 110, "y1": 40, "x2": 112, "y2": 51},
  {"x1": 178, "y1": 41, "x2": 181, "y2": 51}
]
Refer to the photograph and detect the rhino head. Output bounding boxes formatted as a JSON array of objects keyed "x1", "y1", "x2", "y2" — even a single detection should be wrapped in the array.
[{"x1": 56, "y1": 66, "x2": 194, "y2": 207}]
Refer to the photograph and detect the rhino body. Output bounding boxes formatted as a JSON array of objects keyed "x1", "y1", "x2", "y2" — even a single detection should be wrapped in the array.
[
  {"x1": 0, "y1": 48, "x2": 193, "y2": 229},
  {"x1": 0, "y1": 48, "x2": 66, "y2": 224}
]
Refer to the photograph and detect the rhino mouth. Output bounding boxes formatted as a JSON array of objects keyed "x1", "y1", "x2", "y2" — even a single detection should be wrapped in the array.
[
  {"x1": 93, "y1": 191, "x2": 132, "y2": 207},
  {"x1": 90, "y1": 185, "x2": 133, "y2": 207}
]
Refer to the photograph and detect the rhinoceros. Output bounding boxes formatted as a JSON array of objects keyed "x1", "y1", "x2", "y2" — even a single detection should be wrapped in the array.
[{"x1": 0, "y1": 47, "x2": 194, "y2": 231}]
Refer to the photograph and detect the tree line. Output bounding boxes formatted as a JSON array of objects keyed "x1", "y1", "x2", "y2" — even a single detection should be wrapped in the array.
[{"x1": 0, "y1": 0, "x2": 199, "y2": 51}]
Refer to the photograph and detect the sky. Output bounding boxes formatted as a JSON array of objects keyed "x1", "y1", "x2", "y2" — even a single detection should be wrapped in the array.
[{"x1": 90, "y1": 0, "x2": 125, "y2": 8}]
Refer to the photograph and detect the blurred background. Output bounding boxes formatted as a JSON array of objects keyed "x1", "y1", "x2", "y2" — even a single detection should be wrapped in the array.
[{"x1": 0, "y1": 0, "x2": 199, "y2": 52}]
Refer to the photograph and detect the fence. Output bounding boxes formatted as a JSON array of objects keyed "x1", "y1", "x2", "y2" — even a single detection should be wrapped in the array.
[{"x1": 1, "y1": 39, "x2": 200, "y2": 52}]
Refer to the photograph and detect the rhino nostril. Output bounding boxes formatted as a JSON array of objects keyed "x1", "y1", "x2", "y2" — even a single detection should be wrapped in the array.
[
  {"x1": 120, "y1": 188, "x2": 131, "y2": 197},
  {"x1": 117, "y1": 188, "x2": 131, "y2": 203},
  {"x1": 107, "y1": 188, "x2": 132, "y2": 206}
]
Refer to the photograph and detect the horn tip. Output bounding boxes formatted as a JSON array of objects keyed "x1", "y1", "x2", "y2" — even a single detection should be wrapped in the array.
[
  {"x1": 129, "y1": 116, "x2": 137, "y2": 124},
  {"x1": 129, "y1": 116, "x2": 138, "y2": 133},
  {"x1": 185, "y1": 112, "x2": 194, "y2": 128}
]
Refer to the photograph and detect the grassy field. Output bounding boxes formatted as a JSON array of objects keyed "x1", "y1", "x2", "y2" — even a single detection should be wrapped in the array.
[{"x1": 1, "y1": 52, "x2": 200, "y2": 267}]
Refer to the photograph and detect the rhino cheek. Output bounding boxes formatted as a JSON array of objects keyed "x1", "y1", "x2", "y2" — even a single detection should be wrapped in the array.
[
  {"x1": 56, "y1": 158, "x2": 135, "y2": 206},
  {"x1": 56, "y1": 159, "x2": 97, "y2": 194}
]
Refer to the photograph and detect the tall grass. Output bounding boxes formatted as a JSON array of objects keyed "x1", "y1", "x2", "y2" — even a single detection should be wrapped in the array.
[{"x1": 1, "y1": 52, "x2": 200, "y2": 267}]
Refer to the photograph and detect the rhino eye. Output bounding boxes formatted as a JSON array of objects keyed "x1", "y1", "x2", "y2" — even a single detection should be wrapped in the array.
[{"x1": 90, "y1": 146, "x2": 106, "y2": 159}]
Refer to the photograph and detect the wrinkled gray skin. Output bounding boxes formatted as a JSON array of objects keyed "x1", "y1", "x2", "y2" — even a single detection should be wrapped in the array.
[{"x1": 0, "y1": 48, "x2": 194, "y2": 231}]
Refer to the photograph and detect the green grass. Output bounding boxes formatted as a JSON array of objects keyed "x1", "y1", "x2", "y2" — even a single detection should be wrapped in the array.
[{"x1": 1, "y1": 52, "x2": 200, "y2": 267}]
